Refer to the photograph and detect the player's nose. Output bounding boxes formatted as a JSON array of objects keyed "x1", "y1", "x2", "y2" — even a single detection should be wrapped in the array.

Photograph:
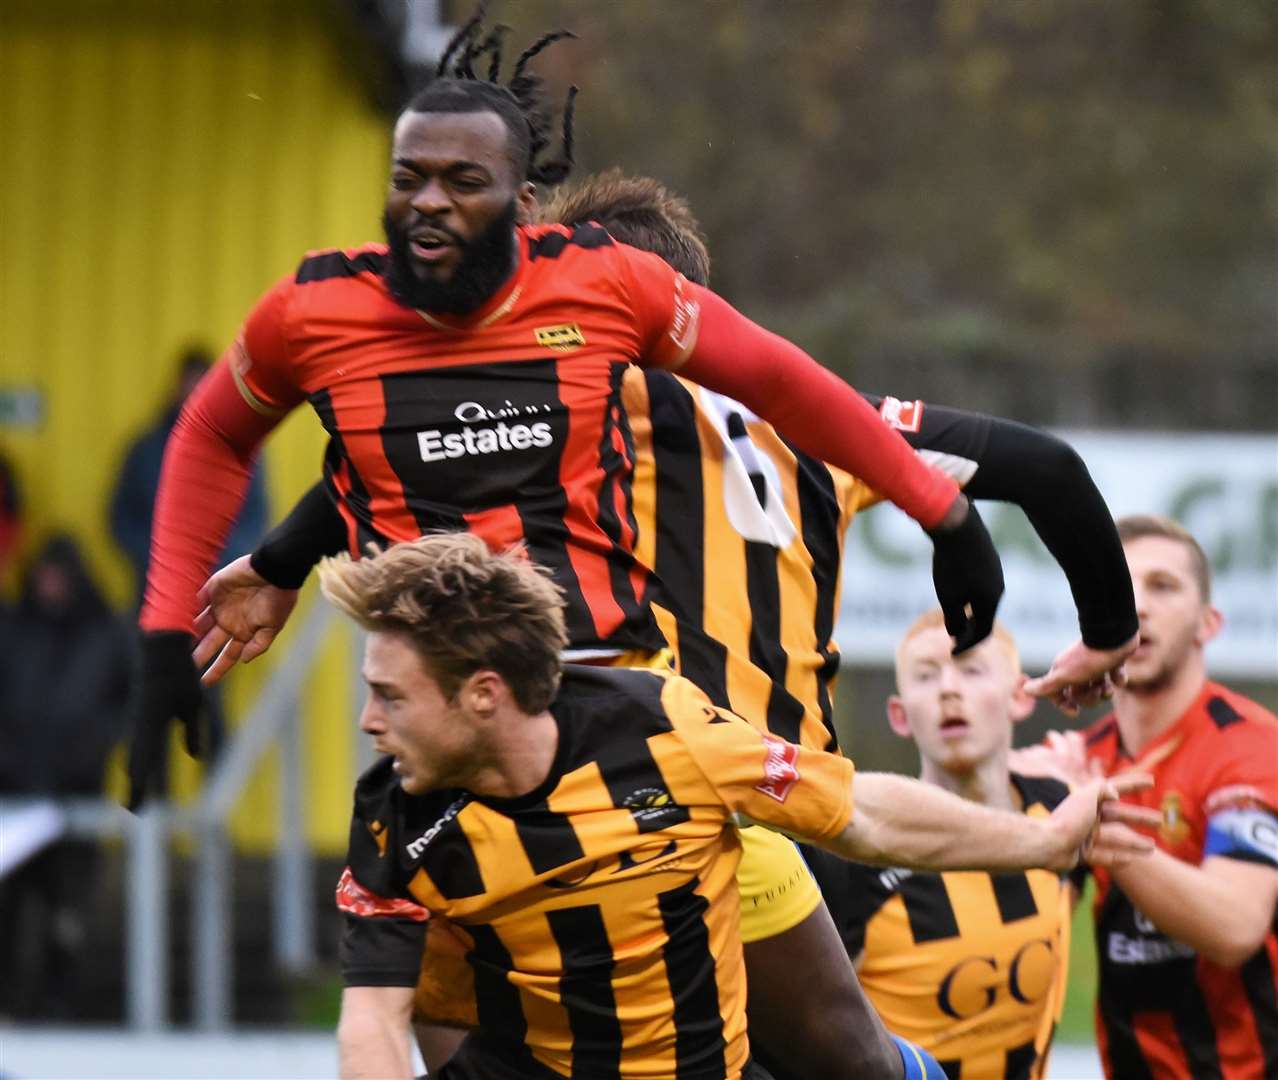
[{"x1": 410, "y1": 176, "x2": 452, "y2": 217}]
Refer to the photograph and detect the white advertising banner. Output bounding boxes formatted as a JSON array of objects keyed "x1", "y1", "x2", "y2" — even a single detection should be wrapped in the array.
[{"x1": 836, "y1": 431, "x2": 1278, "y2": 678}]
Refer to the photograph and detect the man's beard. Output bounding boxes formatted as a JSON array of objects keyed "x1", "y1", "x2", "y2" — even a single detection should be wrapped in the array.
[{"x1": 382, "y1": 199, "x2": 519, "y2": 316}]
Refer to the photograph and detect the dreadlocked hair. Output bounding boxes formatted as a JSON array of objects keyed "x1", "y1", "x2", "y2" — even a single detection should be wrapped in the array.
[
  {"x1": 539, "y1": 169, "x2": 712, "y2": 286},
  {"x1": 407, "y1": 2, "x2": 577, "y2": 187}
]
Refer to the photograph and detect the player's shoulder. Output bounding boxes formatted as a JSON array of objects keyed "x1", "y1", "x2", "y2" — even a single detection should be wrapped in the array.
[
  {"x1": 352, "y1": 755, "x2": 403, "y2": 821},
  {"x1": 292, "y1": 242, "x2": 388, "y2": 285},
  {"x1": 553, "y1": 665, "x2": 676, "y2": 754},
  {"x1": 1010, "y1": 771, "x2": 1071, "y2": 812},
  {"x1": 522, "y1": 221, "x2": 616, "y2": 263},
  {"x1": 1183, "y1": 682, "x2": 1278, "y2": 756},
  {"x1": 1198, "y1": 682, "x2": 1278, "y2": 732}
]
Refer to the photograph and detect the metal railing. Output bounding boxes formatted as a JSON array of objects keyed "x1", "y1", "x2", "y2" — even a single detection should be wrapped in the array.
[{"x1": 1, "y1": 599, "x2": 345, "y2": 1031}]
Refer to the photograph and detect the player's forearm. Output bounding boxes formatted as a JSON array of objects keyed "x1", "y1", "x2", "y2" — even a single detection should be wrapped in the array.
[
  {"x1": 1109, "y1": 852, "x2": 1278, "y2": 967},
  {"x1": 337, "y1": 988, "x2": 414, "y2": 1080},
  {"x1": 827, "y1": 772, "x2": 1064, "y2": 872},
  {"x1": 250, "y1": 481, "x2": 347, "y2": 589},
  {"x1": 677, "y1": 288, "x2": 958, "y2": 529},
  {"x1": 139, "y1": 362, "x2": 280, "y2": 632},
  {"x1": 962, "y1": 419, "x2": 1137, "y2": 650}
]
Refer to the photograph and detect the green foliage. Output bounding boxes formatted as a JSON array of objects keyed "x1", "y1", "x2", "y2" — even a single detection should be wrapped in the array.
[{"x1": 492, "y1": 0, "x2": 1276, "y2": 388}]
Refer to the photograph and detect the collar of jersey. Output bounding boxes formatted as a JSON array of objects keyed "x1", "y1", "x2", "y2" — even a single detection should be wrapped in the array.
[{"x1": 414, "y1": 230, "x2": 528, "y2": 332}]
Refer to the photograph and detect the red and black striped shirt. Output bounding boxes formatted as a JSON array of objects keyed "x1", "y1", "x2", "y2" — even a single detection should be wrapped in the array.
[{"x1": 1083, "y1": 684, "x2": 1278, "y2": 1080}]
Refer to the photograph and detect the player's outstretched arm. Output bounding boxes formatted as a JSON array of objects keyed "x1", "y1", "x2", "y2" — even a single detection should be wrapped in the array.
[
  {"x1": 192, "y1": 481, "x2": 345, "y2": 686},
  {"x1": 338, "y1": 986, "x2": 415, "y2": 1080},
  {"x1": 823, "y1": 770, "x2": 1159, "y2": 873},
  {"x1": 667, "y1": 285, "x2": 1005, "y2": 652},
  {"x1": 859, "y1": 397, "x2": 1140, "y2": 697}
]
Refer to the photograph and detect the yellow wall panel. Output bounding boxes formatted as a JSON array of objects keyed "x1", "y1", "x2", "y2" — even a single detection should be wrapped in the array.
[{"x1": 0, "y1": 0, "x2": 393, "y2": 854}]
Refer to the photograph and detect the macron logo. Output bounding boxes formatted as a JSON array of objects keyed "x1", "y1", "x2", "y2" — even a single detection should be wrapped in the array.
[{"x1": 754, "y1": 735, "x2": 801, "y2": 803}]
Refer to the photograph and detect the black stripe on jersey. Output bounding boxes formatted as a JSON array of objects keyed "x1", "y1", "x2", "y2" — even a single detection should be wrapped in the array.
[
  {"x1": 793, "y1": 451, "x2": 845, "y2": 749},
  {"x1": 594, "y1": 735, "x2": 691, "y2": 834},
  {"x1": 311, "y1": 392, "x2": 385, "y2": 553},
  {"x1": 1207, "y1": 696, "x2": 1245, "y2": 729},
  {"x1": 1241, "y1": 942, "x2": 1278, "y2": 1076},
  {"x1": 1003, "y1": 1039, "x2": 1037, "y2": 1080},
  {"x1": 647, "y1": 373, "x2": 731, "y2": 708},
  {"x1": 528, "y1": 223, "x2": 614, "y2": 261},
  {"x1": 1086, "y1": 718, "x2": 1119, "y2": 747},
  {"x1": 1172, "y1": 982, "x2": 1225, "y2": 1080},
  {"x1": 546, "y1": 905, "x2": 623, "y2": 1077},
  {"x1": 514, "y1": 802, "x2": 586, "y2": 875},
  {"x1": 295, "y1": 249, "x2": 386, "y2": 283},
  {"x1": 900, "y1": 875, "x2": 961, "y2": 944},
  {"x1": 1098, "y1": 1006, "x2": 1157, "y2": 1080},
  {"x1": 657, "y1": 878, "x2": 727, "y2": 1078},
  {"x1": 991, "y1": 873, "x2": 1039, "y2": 924},
  {"x1": 425, "y1": 826, "x2": 487, "y2": 901},
  {"x1": 593, "y1": 362, "x2": 647, "y2": 642},
  {"x1": 743, "y1": 536, "x2": 805, "y2": 744},
  {"x1": 938, "y1": 1059, "x2": 961, "y2": 1080},
  {"x1": 468, "y1": 923, "x2": 537, "y2": 1066}
]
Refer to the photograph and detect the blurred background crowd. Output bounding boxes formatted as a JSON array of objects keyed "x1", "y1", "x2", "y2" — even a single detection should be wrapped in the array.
[{"x1": 0, "y1": 0, "x2": 1273, "y2": 1049}]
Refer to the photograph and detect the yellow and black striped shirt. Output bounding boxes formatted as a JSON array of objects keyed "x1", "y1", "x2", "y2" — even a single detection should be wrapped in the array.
[
  {"x1": 626, "y1": 372, "x2": 990, "y2": 752},
  {"x1": 811, "y1": 774, "x2": 1072, "y2": 1080},
  {"x1": 339, "y1": 665, "x2": 854, "y2": 1080}
]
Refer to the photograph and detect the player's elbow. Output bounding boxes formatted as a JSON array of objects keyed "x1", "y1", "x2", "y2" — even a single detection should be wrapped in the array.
[{"x1": 1198, "y1": 924, "x2": 1272, "y2": 969}]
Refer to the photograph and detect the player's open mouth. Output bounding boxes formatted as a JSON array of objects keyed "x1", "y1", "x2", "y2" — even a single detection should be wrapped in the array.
[
  {"x1": 410, "y1": 232, "x2": 458, "y2": 263},
  {"x1": 939, "y1": 717, "x2": 970, "y2": 735}
]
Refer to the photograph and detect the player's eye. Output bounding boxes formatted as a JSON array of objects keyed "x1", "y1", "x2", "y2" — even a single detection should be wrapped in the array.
[{"x1": 391, "y1": 174, "x2": 418, "y2": 191}]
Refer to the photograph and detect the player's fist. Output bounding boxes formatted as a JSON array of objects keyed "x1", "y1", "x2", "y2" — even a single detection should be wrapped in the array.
[
  {"x1": 126, "y1": 630, "x2": 204, "y2": 811},
  {"x1": 928, "y1": 497, "x2": 1004, "y2": 655}
]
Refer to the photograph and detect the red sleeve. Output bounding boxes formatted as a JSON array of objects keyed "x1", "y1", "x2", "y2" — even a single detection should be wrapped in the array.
[
  {"x1": 138, "y1": 355, "x2": 288, "y2": 633},
  {"x1": 618, "y1": 250, "x2": 958, "y2": 528}
]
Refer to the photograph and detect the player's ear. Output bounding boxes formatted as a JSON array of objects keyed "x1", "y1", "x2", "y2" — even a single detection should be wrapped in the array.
[
  {"x1": 460, "y1": 670, "x2": 502, "y2": 716},
  {"x1": 1197, "y1": 604, "x2": 1224, "y2": 647},
  {"x1": 886, "y1": 696, "x2": 913, "y2": 739},
  {"x1": 1008, "y1": 673, "x2": 1036, "y2": 725},
  {"x1": 516, "y1": 182, "x2": 538, "y2": 225}
]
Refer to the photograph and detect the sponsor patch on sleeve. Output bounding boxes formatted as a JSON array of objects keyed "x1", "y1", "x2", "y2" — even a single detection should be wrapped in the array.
[
  {"x1": 754, "y1": 734, "x2": 801, "y2": 803},
  {"x1": 1203, "y1": 807, "x2": 1278, "y2": 868},
  {"x1": 878, "y1": 396, "x2": 924, "y2": 433},
  {"x1": 335, "y1": 866, "x2": 430, "y2": 922}
]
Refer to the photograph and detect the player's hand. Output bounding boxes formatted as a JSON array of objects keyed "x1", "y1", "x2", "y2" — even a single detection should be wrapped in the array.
[
  {"x1": 1044, "y1": 773, "x2": 1161, "y2": 871},
  {"x1": 1008, "y1": 729, "x2": 1099, "y2": 788},
  {"x1": 1023, "y1": 633, "x2": 1138, "y2": 716},
  {"x1": 127, "y1": 630, "x2": 205, "y2": 811},
  {"x1": 192, "y1": 554, "x2": 299, "y2": 687},
  {"x1": 928, "y1": 496, "x2": 1004, "y2": 654}
]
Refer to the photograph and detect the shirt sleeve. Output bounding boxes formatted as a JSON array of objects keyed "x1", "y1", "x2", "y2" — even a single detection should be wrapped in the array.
[
  {"x1": 1201, "y1": 717, "x2": 1278, "y2": 869},
  {"x1": 229, "y1": 274, "x2": 308, "y2": 415},
  {"x1": 615, "y1": 243, "x2": 704, "y2": 369},
  {"x1": 620, "y1": 266, "x2": 958, "y2": 529},
  {"x1": 336, "y1": 776, "x2": 431, "y2": 988},
  {"x1": 659, "y1": 675, "x2": 854, "y2": 842}
]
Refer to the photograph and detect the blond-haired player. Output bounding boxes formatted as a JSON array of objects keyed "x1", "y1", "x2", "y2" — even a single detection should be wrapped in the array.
[{"x1": 810, "y1": 611, "x2": 1077, "y2": 1080}]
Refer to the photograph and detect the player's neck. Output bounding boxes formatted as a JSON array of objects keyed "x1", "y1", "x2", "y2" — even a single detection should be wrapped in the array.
[
  {"x1": 463, "y1": 707, "x2": 559, "y2": 800},
  {"x1": 921, "y1": 752, "x2": 1017, "y2": 812},
  {"x1": 1112, "y1": 657, "x2": 1208, "y2": 757}
]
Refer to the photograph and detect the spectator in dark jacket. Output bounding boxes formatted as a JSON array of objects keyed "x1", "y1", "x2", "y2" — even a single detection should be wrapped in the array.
[
  {"x1": 0, "y1": 534, "x2": 131, "y2": 1018},
  {"x1": 109, "y1": 345, "x2": 269, "y2": 609}
]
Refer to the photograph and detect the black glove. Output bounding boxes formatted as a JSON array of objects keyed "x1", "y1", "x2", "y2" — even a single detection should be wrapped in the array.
[
  {"x1": 928, "y1": 497, "x2": 1004, "y2": 655},
  {"x1": 126, "y1": 630, "x2": 204, "y2": 811}
]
